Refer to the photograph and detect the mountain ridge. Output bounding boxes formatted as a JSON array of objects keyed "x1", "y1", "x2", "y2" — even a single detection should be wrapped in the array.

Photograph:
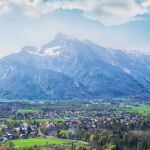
[{"x1": 0, "y1": 33, "x2": 150, "y2": 100}]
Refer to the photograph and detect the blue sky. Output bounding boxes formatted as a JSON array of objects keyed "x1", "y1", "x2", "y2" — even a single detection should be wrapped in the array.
[{"x1": 0, "y1": 0, "x2": 150, "y2": 57}]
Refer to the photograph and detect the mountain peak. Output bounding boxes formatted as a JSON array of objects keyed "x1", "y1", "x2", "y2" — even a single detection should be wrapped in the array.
[
  {"x1": 54, "y1": 33, "x2": 77, "y2": 41},
  {"x1": 40, "y1": 33, "x2": 80, "y2": 53}
]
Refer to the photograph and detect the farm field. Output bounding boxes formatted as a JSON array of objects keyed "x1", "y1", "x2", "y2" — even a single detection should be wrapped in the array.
[
  {"x1": 16, "y1": 118, "x2": 66, "y2": 123},
  {"x1": 120, "y1": 104, "x2": 150, "y2": 116},
  {"x1": 17, "y1": 109, "x2": 40, "y2": 113},
  {"x1": 11, "y1": 137, "x2": 72, "y2": 149},
  {"x1": 0, "y1": 118, "x2": 65, "y2": 123}
]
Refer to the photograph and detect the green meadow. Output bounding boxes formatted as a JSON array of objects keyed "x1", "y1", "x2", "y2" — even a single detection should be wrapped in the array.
[
  {"x1": 11, "y1": 137, "x2": 72, "y2": 149},
  {"x1": 17, "y1": 109, "x2": 40, "y2": 113},
  {"x1": 16, "y1": 118, "x2": 65, "y2": 123},
  {"x1": 0, "y1": 118, "x2": 65, "y2": 123},
  {"x1": 119, "y1": 104, "x2": 150, "y2": 116}
]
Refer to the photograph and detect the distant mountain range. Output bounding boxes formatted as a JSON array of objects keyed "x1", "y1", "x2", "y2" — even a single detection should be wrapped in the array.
[{"x1": 0, "y1": 33, "x2": 150, "y2": 100}]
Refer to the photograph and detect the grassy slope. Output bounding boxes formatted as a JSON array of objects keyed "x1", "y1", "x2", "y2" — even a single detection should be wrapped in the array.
[{"x1": 11, "y1": 137, "x2": 72, "y2": 149}]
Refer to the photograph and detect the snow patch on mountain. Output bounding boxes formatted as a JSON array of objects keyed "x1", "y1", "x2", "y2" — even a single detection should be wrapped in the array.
[
  {"x1": 27, "y1": 46, "x2": 62, "y2": 57},
  {"x1": 44, "y1": 46, "x2": 61, "y2": 56},
  {"x1": 28, "y1": 51, "x2": 44, "y2": 57},
  {"x1": 123, "y1": 67, "x2": 132, "y2": 74}
]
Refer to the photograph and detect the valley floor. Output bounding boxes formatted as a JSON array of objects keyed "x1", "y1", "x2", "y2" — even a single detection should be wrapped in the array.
[{"x1": 0, "y1": 99, "x2": 149, "y2": 150}]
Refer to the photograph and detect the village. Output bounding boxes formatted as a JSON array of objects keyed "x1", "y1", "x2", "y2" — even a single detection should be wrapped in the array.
[{"x1": 0, "y1": 100, "x2": 149, "y2": 148}]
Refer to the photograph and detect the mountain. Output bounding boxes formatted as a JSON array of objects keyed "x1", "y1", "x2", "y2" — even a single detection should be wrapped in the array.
[
  {"x1": 0, "y1": 60, "x2": 89, "y2": 99},
  {"x1": 0, "y1": 33, "x2": 150, "y2": 99}
]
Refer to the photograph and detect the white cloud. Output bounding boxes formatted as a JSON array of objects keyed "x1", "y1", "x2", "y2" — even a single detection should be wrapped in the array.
[
  {"x1": 83, "y1": 0, "x2": 148, "y2": 26},
  {"x1": 0, "y1": 0, "x2": 150, "y2": 26},
  {"x1": 0, "y1": 0, "x2": 12, "y2": 14},
  {"x1": 141, "y1": 0, "x2": 150, "y2": 8}
]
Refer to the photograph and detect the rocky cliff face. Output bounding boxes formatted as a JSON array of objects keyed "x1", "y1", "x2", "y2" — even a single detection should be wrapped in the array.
[{"x1": 0, "y1": 33, "x2": 150, "y2": 99}]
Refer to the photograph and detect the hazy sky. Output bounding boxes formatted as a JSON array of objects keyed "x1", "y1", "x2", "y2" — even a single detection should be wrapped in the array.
[{"x1": 0, "y1": 0, "x2": 150, "y2": 58}]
